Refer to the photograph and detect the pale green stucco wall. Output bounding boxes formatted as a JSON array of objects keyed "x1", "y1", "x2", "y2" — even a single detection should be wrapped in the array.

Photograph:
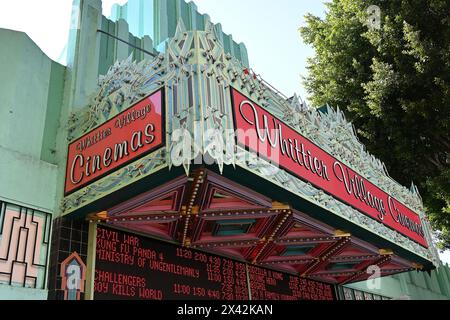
[
  {"x1": 0, "y1": 29, "x2": 64, "y2": 165},
  {"x1": 0, "y1": 28, "x2": 65, "y2": 213}
]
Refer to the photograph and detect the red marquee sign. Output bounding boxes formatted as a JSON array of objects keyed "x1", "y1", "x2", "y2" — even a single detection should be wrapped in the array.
[
  {"x1": 231, "y1": 88, "x2": 428, "y2": 247},
  {"x1": 65, "y1": 89, "x2": 164, "y2": 195}
]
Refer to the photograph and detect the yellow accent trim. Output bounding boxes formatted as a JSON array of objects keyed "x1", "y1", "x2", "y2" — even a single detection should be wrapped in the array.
[
  {"x1": 86, "y1": 211, "x2": 108, "y2": 222},
  {"x1": 84, "y1": 222, "x2": 98, "y2": 300},
  {"x1": 271, "y1": 201, "x2": 291, "y2": 210},
  {"x1": 413, "y1": 263, "x2": 424, "y2": 270},
  {"x1": 379, "y1": 249, "x2": 394, "y2": 256},
  {"x1": 191, "y1": 206, "x2": 200, "y2": 215}
]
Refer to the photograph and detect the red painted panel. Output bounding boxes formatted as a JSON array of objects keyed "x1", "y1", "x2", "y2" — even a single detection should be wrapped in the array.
[
  {"x1": 65, "y1": 89, "x2": 164, "y2": 195},
  {"x1": 231, "y1": 88, "x2": 427, "y2": 247}
]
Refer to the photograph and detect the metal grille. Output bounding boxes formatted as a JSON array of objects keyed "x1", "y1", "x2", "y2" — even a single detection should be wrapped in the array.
[{"x1": 0, "y1": 201, "x2": 52, "y2": 289}]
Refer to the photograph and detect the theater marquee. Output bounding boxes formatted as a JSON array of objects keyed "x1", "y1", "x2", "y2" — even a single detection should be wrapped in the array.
[
  {"x1": 65, "y1": 89, "x2": 165, "y2": 195},
  {"x1": 231, "y1": 88, "x2": 428, "y2": 247}
]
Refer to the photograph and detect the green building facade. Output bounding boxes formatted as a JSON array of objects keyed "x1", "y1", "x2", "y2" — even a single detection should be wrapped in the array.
[{"x1": 0, "y1": 0, "x2": 449, "y2": 300}]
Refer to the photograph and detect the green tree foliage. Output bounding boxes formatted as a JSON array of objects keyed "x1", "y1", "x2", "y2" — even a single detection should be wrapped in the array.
[{"x1": 300, "y1": 0, "x2": 450, "y2": 249}]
